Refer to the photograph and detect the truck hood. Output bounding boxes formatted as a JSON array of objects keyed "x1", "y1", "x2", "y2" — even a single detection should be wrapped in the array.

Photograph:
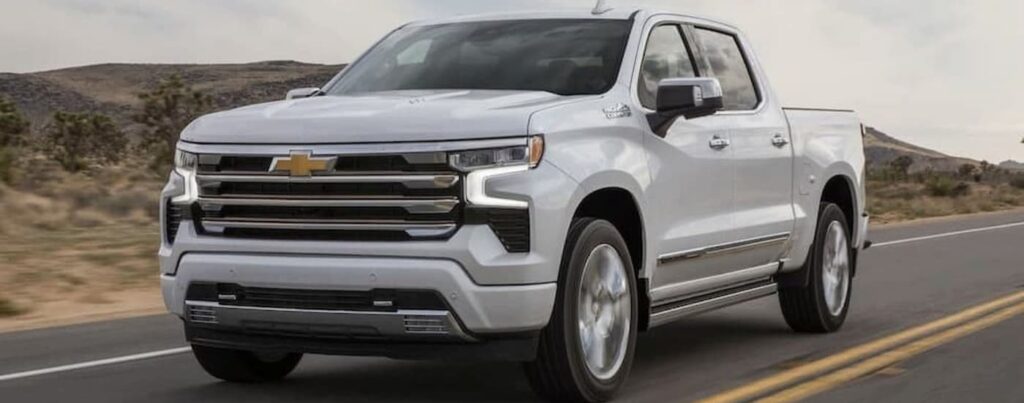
[{"x1": 181, "y1": 90, "x2": 582, "y2": 144}]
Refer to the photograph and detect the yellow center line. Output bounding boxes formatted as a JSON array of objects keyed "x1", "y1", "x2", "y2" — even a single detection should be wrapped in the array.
[
  {"x1": 760, "y1": 301, "x2": 1024, "y2": 402},
  {"x1": 697, "y1": 290, "x2": 1024, "y2": 403}
]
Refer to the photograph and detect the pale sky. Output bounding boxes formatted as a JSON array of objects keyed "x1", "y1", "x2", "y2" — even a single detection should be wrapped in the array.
[{"x1": 1, "y1": 0, "x2": 1022, "y2": 162}]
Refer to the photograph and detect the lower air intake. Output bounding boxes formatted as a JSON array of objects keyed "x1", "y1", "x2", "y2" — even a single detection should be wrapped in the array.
[
  {"x1": 403, "y1": 315, "x2": 449, "y2": 335},
  {"x1": 187, "y1": 305, "x2": 217, "y2": 325}
]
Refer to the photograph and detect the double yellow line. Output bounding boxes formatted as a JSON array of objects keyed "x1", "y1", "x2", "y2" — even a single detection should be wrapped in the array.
[{"x1": 698, "y1": 290, "x2": 1024, "y2": 403}]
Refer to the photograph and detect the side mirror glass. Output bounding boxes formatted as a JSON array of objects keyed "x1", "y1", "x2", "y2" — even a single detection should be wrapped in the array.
[{"x1": 286, "y1": 87, "x2": 321, "y2": 100}]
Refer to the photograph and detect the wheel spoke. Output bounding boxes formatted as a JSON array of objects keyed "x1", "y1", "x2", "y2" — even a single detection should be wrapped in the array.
[
  {"x1": 576, "y1": 243, "x2": 632, "y2": 381},
  {"x1": 821, "y1": 221, "x2": 850, "y2": 316},
  {"x1": 587, "y1": 327, "x2": 606, "y2": 368}
]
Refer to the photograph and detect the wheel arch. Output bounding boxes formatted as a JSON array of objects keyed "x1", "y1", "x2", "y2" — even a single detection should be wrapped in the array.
[
  {"x1": 570, "y1": 186, "x2": 650, "y2": 330},
  {"x1": 780, "y1": 172, "x2": 861, "y2": 289},
  {"x1": 571, "y1": 187, "x2": 646, "y2": 276},
  {"x1": 820, "y1": 174, "x2": 858, "y2": 242}
]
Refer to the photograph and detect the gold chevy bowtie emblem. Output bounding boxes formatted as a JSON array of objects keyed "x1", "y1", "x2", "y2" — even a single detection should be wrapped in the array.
[{"x1": 270, "y1": 151, "x2": 336, "y2": 176}]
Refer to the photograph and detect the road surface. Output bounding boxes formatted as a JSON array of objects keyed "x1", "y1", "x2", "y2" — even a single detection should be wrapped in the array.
[{"x1": 2, "y1": 210, "x2": 1023, "y2": 402}]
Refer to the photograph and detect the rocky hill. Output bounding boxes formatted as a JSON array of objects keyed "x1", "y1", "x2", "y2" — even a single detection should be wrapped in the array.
[
  {"x1": 1000, "y1": 160, "x2": 1024, "y2": 172},
  {"x1": 0, "y1": 60, "x2": 343, "y2": 129},
  {"x1": 863, "y1": 126, "x2": 981, "y2": 173},
  {"x1": 0, "y1": 61, "x2": 999, "y2": 172}
]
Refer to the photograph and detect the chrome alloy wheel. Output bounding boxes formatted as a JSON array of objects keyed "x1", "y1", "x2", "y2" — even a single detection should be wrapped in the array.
[
  {"x1": 577, "y1": 244, "x2": 631, "y2": 381},
  {"x1": 821, "y1": 221, "x2": 851, "y2": 316}
]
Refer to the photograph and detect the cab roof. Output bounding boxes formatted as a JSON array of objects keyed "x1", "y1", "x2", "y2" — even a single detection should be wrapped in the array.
[
  {"x1": 405, "y1": 8, "x2": 735, "y2": 32},
  {"x1": 406, "y1": 8, "x2": 643, "y2": 26}
]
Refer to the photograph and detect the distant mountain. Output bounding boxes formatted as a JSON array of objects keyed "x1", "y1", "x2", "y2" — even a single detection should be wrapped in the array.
[
  {"x1": 1000, "y1": 160, "x2": 1024, "y2": 171},
  {"x1": 0, "y1": 60, "x2": 344, "y2": 129},
  {"x1": 863, "y1": 126, "x2": 980, "y2": 172},
  {"x1": 0, "y1": 61, "x2": 994, "y2": 173}
]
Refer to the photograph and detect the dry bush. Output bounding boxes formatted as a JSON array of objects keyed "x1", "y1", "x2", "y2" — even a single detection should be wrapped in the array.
[
  {"x1": 42, "y1": 112, "x2": 127, "y2": 172},
  {"x1": 924, "y1": 176, "x2": 970, "y2": 197},
  {"x1": 0, "y1": 296, "x2": 27, "y2": 317},
  {"x1": 1012, "y1": 176, "x2": 1024, "y2": 190}
]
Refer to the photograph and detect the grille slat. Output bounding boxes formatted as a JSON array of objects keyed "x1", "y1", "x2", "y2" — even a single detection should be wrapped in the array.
[
  {"x1": 165, "y1": 200, "x2": 184, "y2": 244},
  {"x1": 188, "y1": 283, "x2": 448, "y2": 312},
  {"x1": 192, "y1": 153, "x2": 462, "y2": 241},
  {"x1": 485, "y1": 209, "x2": 531, "y2": 253}
]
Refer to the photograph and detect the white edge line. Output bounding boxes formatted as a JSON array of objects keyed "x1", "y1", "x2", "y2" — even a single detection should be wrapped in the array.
[
  {"x1": 872, "y1": 221, "x2": 1024, "y2": 248},
  {"x1": 0, "y1": 347, "x2": 191, "y2": 382}
]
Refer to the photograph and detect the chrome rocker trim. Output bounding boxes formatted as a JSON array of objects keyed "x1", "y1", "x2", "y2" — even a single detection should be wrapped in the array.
[{"x1": 657, "y1": 232, "x2": 791, "y2": 265}]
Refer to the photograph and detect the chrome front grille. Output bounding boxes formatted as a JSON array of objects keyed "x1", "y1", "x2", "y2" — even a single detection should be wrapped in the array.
[{"x1": 192, "y1": 152, "x2": 462, "y2": 241}]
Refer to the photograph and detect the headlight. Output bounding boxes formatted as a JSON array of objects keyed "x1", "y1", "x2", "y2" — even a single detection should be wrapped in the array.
[
  {"x1": 174, "y1": 150, "x2": 198, "y2": 172},
  {"x1": 453, "y1": 136, "x2": 543, "y2": 209},
  {"x1": 448, "y1": 136, "x2": 544, "y2": 172},
  {"x1": 171, "y1": 150, "x2": 199, "y2": 204}
]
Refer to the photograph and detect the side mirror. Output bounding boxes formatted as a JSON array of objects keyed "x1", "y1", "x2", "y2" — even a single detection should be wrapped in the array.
[
  {"x1": 286, "y1": 87, "x2": 321, "y2": 100},
  {"x1": 657, "y1": 77, "x2": 724, "y2": 119},
  {"x1": 648, "y1": 77, "x2": 724, "y2": 135}
]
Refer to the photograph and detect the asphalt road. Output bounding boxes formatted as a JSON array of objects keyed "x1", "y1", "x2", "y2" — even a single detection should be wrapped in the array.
[{"x1": 2, "y1": 210, "x2": 1023, "y2": 402}]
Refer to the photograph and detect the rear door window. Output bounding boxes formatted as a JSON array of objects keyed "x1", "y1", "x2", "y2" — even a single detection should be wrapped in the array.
[{"x1": 694, "y1": 28, "x2": 759, "y2": 110}]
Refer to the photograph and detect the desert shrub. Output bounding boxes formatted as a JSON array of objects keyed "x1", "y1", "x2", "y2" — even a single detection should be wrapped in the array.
[
  {"x1": 0, "y1": 97, "x2": 29, "y2": 147},
  {"x1": 958, "y1": 163, "x2": 977, "y2": 178},
  {"x1": 0, "y1": 296, "x2": 26, "y2": 317},
  {"x1": 0, "y1": 98, "x2": 30, "y2": 184},
  {"x1": 42, "y1": 112, "x2": 127, "y2": 172},
  {"x1": 925, "y1": 176, "x2": 970, "y2": 197},
  {"x1": 1012, "y1": 175, "x2": 1024, "y2": 190},
  {"x1": 888, "y1": 156, "x2": 914, "y2": 179},
  {"x1": 135, "y1": 75, "x2": 213, "y2": 170},
  {"x1": 0, "y1": 147, "x2": 13, "y2": 184}
]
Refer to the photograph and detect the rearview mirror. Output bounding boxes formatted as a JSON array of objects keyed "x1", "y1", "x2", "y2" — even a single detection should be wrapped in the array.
[
  {"x1": 286, "y1": 87, "x2": 321, "y2": 100},
  {"x1": 647, "y1": 77, "x2": 724, "y2": 135}
]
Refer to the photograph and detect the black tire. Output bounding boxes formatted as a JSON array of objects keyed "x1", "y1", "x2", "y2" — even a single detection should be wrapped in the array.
[
  {"x1": 524, "y1": 218, "x2": 639, "y2": 403},
  {"x1": 192, "y1": 344, "x2": 302, "y2": 383},
  {"x1": 778, "y1": 203, "x2": 853, "y2": 333}
]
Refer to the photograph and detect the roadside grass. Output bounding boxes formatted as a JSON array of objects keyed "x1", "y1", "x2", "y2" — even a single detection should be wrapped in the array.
[
  {"x1": 0, "y1": 223, "x2": 159, "y2": 318},
  {"x1": 868, "y1": 180, "x2": 1024, "y2": 223}
]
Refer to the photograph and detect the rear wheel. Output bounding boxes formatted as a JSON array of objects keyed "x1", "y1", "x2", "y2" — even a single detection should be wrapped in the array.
[
  {"x1": 192, "y1": 344, "x2": 302, "y2": 383},
  {"x1": 778, "y1": 203, "x2": 853, "y2": 333},
  {"x1": 524, "y1": 218, "x2": 638, "y2": 402}
]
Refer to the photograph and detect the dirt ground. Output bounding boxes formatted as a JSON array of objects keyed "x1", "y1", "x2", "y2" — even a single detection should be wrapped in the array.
[{"x1": 0, "y1": 223, "x2": 164, "y2": 333}]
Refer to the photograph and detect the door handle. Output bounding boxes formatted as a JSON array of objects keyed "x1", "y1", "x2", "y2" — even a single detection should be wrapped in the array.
[
  {"x1": 709, "y1": 135, "x2": 730, "y2": 150},
  {"x1": 771, "y1": 133, "x2": 790, "y2": 148}
]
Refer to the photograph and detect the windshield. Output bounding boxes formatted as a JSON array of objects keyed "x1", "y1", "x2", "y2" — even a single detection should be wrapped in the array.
[{"x1": 327, "y1": 19, "x2": 633, "y2": 96}]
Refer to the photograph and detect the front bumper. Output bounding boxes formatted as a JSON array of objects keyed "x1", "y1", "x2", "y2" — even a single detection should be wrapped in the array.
[
  {"x1": 162, "y1": 252, "x2": 557, "y2": 338},
  {"x1": 185, "y1": 324, "x2": 541, "y2": 361}
]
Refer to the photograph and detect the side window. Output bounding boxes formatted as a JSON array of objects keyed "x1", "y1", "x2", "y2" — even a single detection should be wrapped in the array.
[
  {"x1": 638, "y1": 25, "x2": 697, "y2": 109},
  {"x1": 694, "y1": 28, "x2": 759, "y2": 110}
]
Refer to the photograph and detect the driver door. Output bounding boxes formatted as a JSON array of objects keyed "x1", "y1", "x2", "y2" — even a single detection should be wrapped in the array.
[{"x1": 638, "y1": 23, "x2": 739, "y2": 302}]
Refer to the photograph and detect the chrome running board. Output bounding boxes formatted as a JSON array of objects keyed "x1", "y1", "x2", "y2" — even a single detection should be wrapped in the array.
[{"x1": 648, "y1": 281, "x2": 778, "y2": 328}]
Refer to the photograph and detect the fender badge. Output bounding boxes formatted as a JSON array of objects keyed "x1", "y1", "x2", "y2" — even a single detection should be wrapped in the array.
[{"x1": 603, "y1": 103, "x2": 632, "y2": 119}]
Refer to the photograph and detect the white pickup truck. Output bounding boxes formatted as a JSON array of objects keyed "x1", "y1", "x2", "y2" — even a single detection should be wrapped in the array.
[{"x1": 160, "y1": 7, "x2": 867, "y2": 402}]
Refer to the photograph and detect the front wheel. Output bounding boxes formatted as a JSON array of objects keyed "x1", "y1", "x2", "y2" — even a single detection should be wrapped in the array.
[
  {"x1": 524, "y1": 218, "x2": 638, "y2": 402},
  {"x1": 192, "y1": 344, "x2": 302, "y2": 383},
  {"x1": 778, "y1": 203, "x2": 853, "y2": 333}
]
